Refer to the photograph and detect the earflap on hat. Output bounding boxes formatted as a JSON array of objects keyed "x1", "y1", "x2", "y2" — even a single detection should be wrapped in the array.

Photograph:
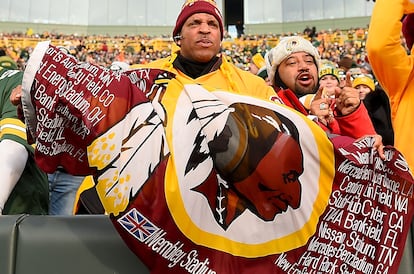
[
  {"x1": 264, "y1": 50, "x2": 273, "y2": 81},
  {"x1": 173, "y1": 0, "x2": 224, "y2": 43},
  {"x1": 0, "y1": 56, "x2": 17, "y2": 70}
]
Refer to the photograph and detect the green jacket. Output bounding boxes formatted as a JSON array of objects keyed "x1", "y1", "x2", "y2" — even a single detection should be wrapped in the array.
[{"x1": 0, "y1": 68, "x2": 49, "y2": 214}]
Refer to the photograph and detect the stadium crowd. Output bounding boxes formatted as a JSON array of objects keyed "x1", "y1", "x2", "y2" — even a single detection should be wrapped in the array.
[
  {"x1": 1, "y1": 0, "x2": 414, "y2": 272},
  {"x1": 0, "y1": 21, "x2": 408, "y2": 216},
  {"x1": 0, "y1": 25, "x2": 410, "y2": 72}
]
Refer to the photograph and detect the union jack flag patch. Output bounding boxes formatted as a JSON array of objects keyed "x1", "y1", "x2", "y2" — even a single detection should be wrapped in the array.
[{"x1": 117, "y1": 208, "x2": 159, "y2": 242}]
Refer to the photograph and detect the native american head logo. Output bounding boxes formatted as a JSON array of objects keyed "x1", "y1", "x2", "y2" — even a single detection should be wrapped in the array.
[{"x1": 185, "y1": 100, "x2": 304, "y2": 230}]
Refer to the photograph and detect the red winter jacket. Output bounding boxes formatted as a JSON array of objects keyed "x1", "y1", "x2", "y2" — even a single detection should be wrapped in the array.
[{"x1": 277, "y1": 88, "x2": 376, "y2": 139}]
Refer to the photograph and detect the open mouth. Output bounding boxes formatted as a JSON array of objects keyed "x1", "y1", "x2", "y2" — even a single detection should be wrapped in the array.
[{"x1": 297, "y1": 73, "x2": 313, "y2": 85}]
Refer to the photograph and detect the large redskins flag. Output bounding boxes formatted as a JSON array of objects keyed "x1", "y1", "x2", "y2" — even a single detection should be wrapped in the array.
[{"x1": 22, "y1": 41, "x2": 414, "y2": 273}]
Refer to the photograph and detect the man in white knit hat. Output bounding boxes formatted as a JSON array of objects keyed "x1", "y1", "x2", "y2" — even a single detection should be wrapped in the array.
[{"x1": 265, "y1": 36, "x2": 379, "y2": 140}]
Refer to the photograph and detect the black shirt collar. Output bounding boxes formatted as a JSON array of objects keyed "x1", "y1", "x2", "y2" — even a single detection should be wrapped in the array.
[{"x1": 173, "y1": 54, "x2": 221, "y2": 78}]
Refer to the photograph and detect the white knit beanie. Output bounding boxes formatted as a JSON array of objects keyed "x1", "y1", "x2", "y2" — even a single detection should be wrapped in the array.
[{"x1": 266, "y1": 36, "x2": 320, "y2": 86}]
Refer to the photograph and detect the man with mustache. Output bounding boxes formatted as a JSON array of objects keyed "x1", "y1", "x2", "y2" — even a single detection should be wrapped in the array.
[
  {"x1": 265, "y1": 36, "x2": 379, "y2": 140},
  {"x1": 144, "y1": 0, "x2": 276, "y2": 101}
]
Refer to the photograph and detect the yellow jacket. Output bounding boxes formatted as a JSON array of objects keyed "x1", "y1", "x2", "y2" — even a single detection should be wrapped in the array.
[
  {"x1": 367, "y1": 0, "x2": 414, "y2": 172},
  {"x1": 74, "y1": 53, "x2": 279, "y2": 214},
  {"x1": 146, "y1": 53, "x2": 277, "y2": 102}
]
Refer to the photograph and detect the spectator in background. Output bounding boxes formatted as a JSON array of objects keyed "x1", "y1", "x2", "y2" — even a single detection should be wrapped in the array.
[
  {"x1": 354, "y1": 61, "x2": 394, "y2": 146},
  {"x1": 47, "y1": 168, "x2": 85, "y2": 215},
  {"x1": 0, "y1": 25, "x2": 379, "y2": 77},
  {"x1": 334, "y1": 56, "x2": 356, "y2": 87},
  {"x1": 0, "y1": 56, "x2": 48, "y2": 215},
  {"x1": 353, "y1": 76, "x2": 395, "y2": 145},
  {"x1": 249, "y1": 51, "x2": 270, "y2": 84},
  {"x1": 249, "y1": 52, "x2": 266, "y2": 75},
  {"x1": 338, "y1": 55, "x2": 355, "y2": 72},
  {"x1": 358, "y1": 62, "x2": 372, "y2": 75},
  {"x1": 353, "y1": 74, "x2": 375, "y2": 100},
  {"x1": 317, "y1": 60, "x2": 340, "y2": 98},
  {"x1": 299, "y1": 60, "x2": 340, "y2": 110},
  {"x1": 303, "y1": 26, "x2": 312, "y2": 38}
]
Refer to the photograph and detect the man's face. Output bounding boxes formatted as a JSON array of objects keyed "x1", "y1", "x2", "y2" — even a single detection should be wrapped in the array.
[
  {"x1": 277, "y1": 52, "x2": 318, "y2": 96},
  {"x1": 178, "y1": 13, "x2": 222, "y2": 63}
]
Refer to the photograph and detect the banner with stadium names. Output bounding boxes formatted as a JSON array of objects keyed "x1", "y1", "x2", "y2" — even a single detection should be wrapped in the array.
[{"x1": 21, "y1": 41, "x2": 414, "y2": 273}]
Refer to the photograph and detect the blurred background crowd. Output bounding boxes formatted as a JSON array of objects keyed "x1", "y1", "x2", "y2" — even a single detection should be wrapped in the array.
[{"x1": 1, "y1": 25, "x2": 409, "y2": 72}]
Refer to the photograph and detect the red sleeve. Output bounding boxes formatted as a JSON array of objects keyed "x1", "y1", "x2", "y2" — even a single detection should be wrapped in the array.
[
  {"x1": 314, "y1": 119, "x2": 341, "y2": 135},
  {"x1": 335, "y1": 103, "x2": 376, "y2": 138}
]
